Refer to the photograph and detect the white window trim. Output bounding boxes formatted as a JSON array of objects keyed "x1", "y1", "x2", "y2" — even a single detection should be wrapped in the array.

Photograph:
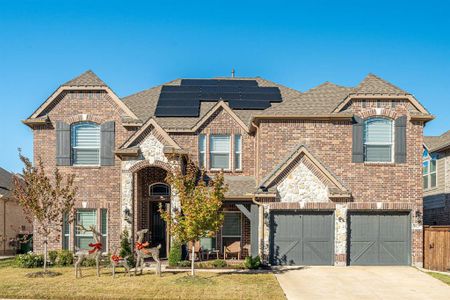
[
  {"x1": 75, "y1": 209, "x2": 98, "y2": 249},
  {"x1": 198, "y1": 134, "x2": 206, "y2": 169},
  {"x1": 71, "y1": 122, "x2": 101, "y2": 167},
  {"x1": 423, "y1": 155, "x2": 437, "y2": 191},
  {"x1": 149, "y1": 182, "x2": 171, "y2": 196},
  {"x1": 234, "y1": 134, "x2": 242, "y2": 171},
  {"x1": 209, "y1": 134, "x2": 231, "y2": 171},
  {"x1": 363, "y1": 118, "x2": 395, "y2": 163}
]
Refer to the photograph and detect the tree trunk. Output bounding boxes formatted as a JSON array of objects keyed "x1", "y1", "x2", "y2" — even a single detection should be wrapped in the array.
[
  {"x1": 43, "y1": 238, "x2": 48, "y2": 273},
  {"x1": 191, "y1": 241, "x2": 195, "y2": 276}
]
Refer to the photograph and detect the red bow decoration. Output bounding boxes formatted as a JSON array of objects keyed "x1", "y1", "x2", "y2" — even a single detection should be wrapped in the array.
[
  {"x1": 135, "y1": 241, "x2": 149, "y2": 250},
  {"x1": 111, "y1": 255, "x2": 122, "y2": 263},
  {"x1": 88, "y1": 242, "x2": 102, "y2": 254}
]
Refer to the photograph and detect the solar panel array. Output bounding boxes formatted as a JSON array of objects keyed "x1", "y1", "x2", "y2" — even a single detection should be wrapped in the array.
[{"x1": 155, "y1": 79, "x2": 282, "y2": 117}]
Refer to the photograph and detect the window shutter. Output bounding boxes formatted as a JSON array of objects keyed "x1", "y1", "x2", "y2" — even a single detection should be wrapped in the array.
[
  {"x1": 100, "y1": 121, "x2": 115, "y2": 166},
  {"x1": 352, "y1": 116, "x2": 364, "y2": 163},
  {"x1": 395, "y1": 116, "x2": 407, "y2": 163},
  {"x1": 56, "y1": 121, "x2": 71, "y2": 166}
]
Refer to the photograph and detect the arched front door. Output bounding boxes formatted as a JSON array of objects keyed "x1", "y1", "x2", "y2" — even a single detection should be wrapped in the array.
[{"x1": 149, "y1": 183, "x2": 170, "y2": 258}]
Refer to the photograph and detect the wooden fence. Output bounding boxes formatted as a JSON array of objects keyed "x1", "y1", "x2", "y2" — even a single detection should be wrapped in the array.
[{"x1": 424, "y1": 226, "x2": 450, "y2": 272}]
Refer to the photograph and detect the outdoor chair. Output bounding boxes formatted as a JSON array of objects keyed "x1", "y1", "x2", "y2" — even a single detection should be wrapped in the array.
[
  {"x1": 224, "y1": 241, "x2": 242, "y2": 260},
  {"x1": 186, "y1": 240, "x2": 202, "y2": 261}
]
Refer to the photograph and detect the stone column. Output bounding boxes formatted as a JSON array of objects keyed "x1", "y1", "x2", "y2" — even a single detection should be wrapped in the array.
[
  {"x1": 262, "y1": 204, "x2": 271, "y2": 263},
  {"x1": 334, "y1": 203, "x2": 348, "y2": 266},
  {"x1": 121, "y1": 170, "x2": 133, "y2": 234}
]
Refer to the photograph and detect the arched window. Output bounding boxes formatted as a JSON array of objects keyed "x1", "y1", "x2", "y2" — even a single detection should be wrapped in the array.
[
  {"x1": 71, "y1": 122, "x2": 101, "y2": 165},
  {"x1": 363, "y1": 118, "x2": 393, "y2": 162},
  {"x1": 149, "y1": 183, "x2": 170, "y2": 196}
]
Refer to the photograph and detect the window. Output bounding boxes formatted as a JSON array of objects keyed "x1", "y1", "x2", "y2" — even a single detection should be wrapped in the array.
[
  {"x1": 198, "y1": 134, "x2": 206, "y2": 169},
  {"x1": 210, "y1": 135, "x2": 231, "y2": 169},
  {"x1": 234, "y1": 135, "x2": 242, "y2": 170},
  {"x1": 101, "y1": 209, "x2": 108, "y2": 249},
  {"x1": 149, "y1": 183, "x2": 170, "y2": 196},
  {"x1": 423, "y1": 154, "x2": 437, "y2": 190},
  {"x1": 222, "y1": 212, "x2": 242, "y2": 249},
  {"x1": 62, "y1": 213, "x2": 70, "y2": 250},
  {"x1": 71, "y1": 122, "x2": 101, "y2": 165},
  {"x1": 363, "y1": 118, "x2": 393, "y2": 162},
  {"x1": 75, "y1": 210, "x2": 97, "y2": 249}
]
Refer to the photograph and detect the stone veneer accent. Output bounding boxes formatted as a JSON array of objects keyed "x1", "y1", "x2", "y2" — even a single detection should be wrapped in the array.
[{"x1": 277, "y1": 162, "x2": 329, "y2": 203}]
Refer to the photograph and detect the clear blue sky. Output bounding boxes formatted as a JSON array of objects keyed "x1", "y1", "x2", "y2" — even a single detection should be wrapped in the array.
[{"x1": 1, "y1": 0, "x2": 449, "y2": 173}]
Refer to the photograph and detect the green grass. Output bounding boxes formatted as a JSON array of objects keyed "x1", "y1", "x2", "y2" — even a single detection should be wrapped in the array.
[
  {"x1": 427, "y1": 272, "x2": 450, "y2": 286},
  {"x1": 0, "y1": 265, "x2": 286, "y2": 299},
  {"x1": 0, "y1": 258, "x2": 15, "y2": 269}
]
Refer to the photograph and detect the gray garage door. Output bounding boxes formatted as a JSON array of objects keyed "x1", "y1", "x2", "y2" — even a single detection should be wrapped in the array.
[
  {"x1": 270, "y1": 211, "x2": 334, "y2": 266},
  {"x1": 348, "y1": 212, "x2": 411, "y2": 265}
]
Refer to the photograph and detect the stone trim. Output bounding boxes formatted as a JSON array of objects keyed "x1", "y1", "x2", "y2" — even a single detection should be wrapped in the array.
[
  {"x1": 268, "y1": 202, "x2": 336, "y2": 210},
  {"x1": 66, "y1": 113, "x2": 104, "y2": 124},
  {"x1": 128, "y1": 160, "x2": 172, "y2": 173}
]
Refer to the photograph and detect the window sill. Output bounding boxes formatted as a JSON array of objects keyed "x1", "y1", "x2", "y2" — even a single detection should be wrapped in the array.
[
  {"x1": 363, "y1": 162, "x2": 396, "y2": 166},
  {"x1": 71, "y1": 165, "x2": 101, "y2": 169}
]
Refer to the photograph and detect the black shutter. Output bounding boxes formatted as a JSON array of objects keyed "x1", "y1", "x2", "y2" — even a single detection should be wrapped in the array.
[
  {"x1": 395, "y1": 116, "x2": 407, "y2": 163},
  {"x1": 56, "y1": 121, "x2": 71, "y2": 166},
  {"x1": 352, "y1": 116, "x2": 364, "y2": 163},
  {"x1": 101, "y1": 121, "x2": 115, "y2": 166}
]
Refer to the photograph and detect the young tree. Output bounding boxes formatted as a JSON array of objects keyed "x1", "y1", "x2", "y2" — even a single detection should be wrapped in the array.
[
  {"x1": 160, "y1": 161, "x2": 227, "y2": 276},
  {"x1": 13, "y1": 151, "x2": 77, "y2": 273}
]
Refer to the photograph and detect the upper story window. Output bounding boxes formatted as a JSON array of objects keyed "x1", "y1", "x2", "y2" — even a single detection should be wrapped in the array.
[
  {"x1": 234, "y1": 135, "x2": 242, "y2": 170},
  {"x1": 199, "y1": 134, "x2": 206, "y2": 169},
  {"x1": 423, "y1": 151, "x2": 437, "y2": 190},
  {"x1": 363, "y1": 118, "x2": 393, "y2": 162},
  {"x1": 71, "y1": 122, "x2": 101, "y2": 166},
  {"x1": 210, "y1": 135, "x2": 231, "y2": 170}
]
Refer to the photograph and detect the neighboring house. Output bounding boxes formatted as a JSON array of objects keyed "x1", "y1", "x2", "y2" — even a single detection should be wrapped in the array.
[
  {"x1": 0, "y1": 167, "x2": 32, "y2": 255},
  {"x1": 423, "y1": 131, "x2": 450, "y2": 225},
  {"x1": 23, "y1": 70, "x2": 432, "y2": 267}
]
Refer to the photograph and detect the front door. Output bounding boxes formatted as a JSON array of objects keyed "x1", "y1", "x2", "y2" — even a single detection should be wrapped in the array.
[{"x1": 150, "y1": 202, "x2": 167, "y2": 258}]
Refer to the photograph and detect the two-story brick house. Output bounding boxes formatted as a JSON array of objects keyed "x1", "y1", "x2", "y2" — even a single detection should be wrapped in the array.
[{"x1": 24, "y1": 70, "x2": 432, "y2": 267}]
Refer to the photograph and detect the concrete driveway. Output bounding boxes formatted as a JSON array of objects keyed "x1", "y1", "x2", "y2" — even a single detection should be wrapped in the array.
[{"x1": 275, "y1": 266, "x2": 450, "y2": 300}]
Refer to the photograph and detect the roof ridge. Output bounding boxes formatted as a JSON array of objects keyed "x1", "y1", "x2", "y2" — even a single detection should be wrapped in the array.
[
  {"x1": 354, "y1": 73, "x2": 408, "y2": 94},
  {"x1": 62, "y1": 70, "x2": 107, "y2": 87}
]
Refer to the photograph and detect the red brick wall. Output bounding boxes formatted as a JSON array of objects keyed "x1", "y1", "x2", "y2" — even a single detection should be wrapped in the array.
[{"x1": 31, "y1": 90, "x2": 136, "y2": 252}]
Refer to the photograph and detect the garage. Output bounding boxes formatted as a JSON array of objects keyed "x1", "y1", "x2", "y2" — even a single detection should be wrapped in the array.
[
  {"x1": 270, "y1": 211, "x2": 334, "y2": 266},
  {"x1": 348, "y1": 212, "x2": 411, "y2": 265}
]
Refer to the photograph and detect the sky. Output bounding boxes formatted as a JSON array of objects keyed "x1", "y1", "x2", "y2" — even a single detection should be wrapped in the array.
[{"x1": 0, "y1": 0, "x2": 449, "y2": 173}]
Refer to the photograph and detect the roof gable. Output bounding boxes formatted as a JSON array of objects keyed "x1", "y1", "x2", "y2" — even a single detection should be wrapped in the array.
[
  {"x1": 27, "y1": 70, "x2": 138, "y2": 121},
  {"x1": 121, "y1": 118, "x2": 180, "y2": 149},
  {"x1": 424, "y1": 130, "x2": 450, "y2": 152},
  {"x1": 355, "y1": 74, "x2": 408, "y2": 95},
  {"x1": 258, "y1": 145, "x2": 350, "y2": 197}
]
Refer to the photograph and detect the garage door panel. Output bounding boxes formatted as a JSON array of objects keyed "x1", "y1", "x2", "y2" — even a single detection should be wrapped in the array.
[
  {"x1": 271, "y1": 211, "x2": 334, "y2": 266},
  {"x1": 349, "y1": 212, "x2": 410, "y2": 266}
]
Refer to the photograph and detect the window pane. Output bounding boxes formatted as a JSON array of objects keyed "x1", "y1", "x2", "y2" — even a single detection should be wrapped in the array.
[
  {"x1": 200, "y1": 237, "x2": 217, "y2": 251},
  {"x1": 234, "y1": 135, "x2": 242, "y2": 170},
  {"x1": 73, "y1": 149, "x2": 100, "y2": 165},
  {"x1": 210, "y1": 135, "x2": 230, "y2": 152},
  {"x1": 423, "y1": 176, "x2": 428, "y2": 189},
  {"x1": 365, "y1": 145, "x2": 392, "y2": 162},
  {"x1": 72, "y1": 123, "x2": 100, "y2": 148},
  {"x1": 211, "y1": 153, "x2": 230, "y2": 169},
  {"x1": 364, "y1": 119, "x2": 392, "y2": 144},
  {"x1": 222, "y1": 213, "x2": 241, "y2": 236},
  {"x1": 62, "y1": 213, "x2": 70, "y2": 250},
  {"x1": 423, "y1": 161, "x2": 429, "y2": 175},
  {"x1": 430, "y1": 160, "x2": 436, "y2": 173},
  {"x1": 199, "y1": 153, "x2": 205, "y2": 168},
  {"x1": 199, "y1": 134, "x2": 206, "y2": 168},
  {"x1": 150, "y1": 184, "x2": 170, "y2": 196},
  {"x1": 76, "y1": 210, "x2": 97, "y2": 249},
  {"x1": 430, "y1": 173, "x2": 437, "y2": 188}
]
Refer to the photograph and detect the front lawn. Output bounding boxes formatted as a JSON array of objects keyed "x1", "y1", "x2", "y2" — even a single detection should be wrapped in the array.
[
  {"x1": 427, "y1": 272, "x2": 450, "y2": 286},
  {"x1": 0, "y1": 264, "x2": 285, "y2": 299}
]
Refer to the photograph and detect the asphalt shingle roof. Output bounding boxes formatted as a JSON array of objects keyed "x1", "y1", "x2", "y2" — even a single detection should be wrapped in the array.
[
  {"x1": 424, "y1": 130, "x2": 450, "y2": 152},
  {"x1": 121, "y1": 73, "x2": 425, "y2": 130},
  {"x1": 0, "y1": 167, "x2": 13, "y2": 198},
  {"x1": 62, "y1": 70, "x2": 107, "y2": 87}
]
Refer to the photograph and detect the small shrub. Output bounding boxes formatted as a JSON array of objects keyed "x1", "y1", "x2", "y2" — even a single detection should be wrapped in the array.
[
  {"x1": 177, "y1": 260, "x2": 191, "y2": 268},
  {"x1": 48, "y1": 250, "x2": 58, "y2": 265},
  {"x1": 119, "y1": 230, "x2": 135, "y2": 267},
  {"x1": 211, "y1": 259, "x2": 227, "y2": 268},
  {"x1": 55, "y1": 250, "x2": 73, "y2": 266},
  {"x1": 168, "y1": 240, "x2": 182, "y2": 267},
  {"x1": 244, "y1": 256, "x2": 261, "y2": 269},
  {"x1": 81, "y1": 257, "x2": 97, "y2": 267},
  {"x1": 15, "y1": 253, "x2": 44, "y2": 268}
]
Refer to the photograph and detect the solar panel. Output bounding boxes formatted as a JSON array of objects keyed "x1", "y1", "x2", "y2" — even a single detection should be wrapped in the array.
[{"x1": 155, "y1": 79, "x2": 282, "y2": 117}]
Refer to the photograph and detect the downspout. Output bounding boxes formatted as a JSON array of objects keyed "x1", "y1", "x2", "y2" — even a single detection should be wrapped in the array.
[{"x1": 251, "y1": 195, "x2": 264, "y2": 258}]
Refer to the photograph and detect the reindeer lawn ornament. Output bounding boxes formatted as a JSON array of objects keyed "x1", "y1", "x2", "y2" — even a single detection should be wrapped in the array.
[
  {"x1": 110, "y1": 246, "x2": 131, "y2": 278},
  {"x1": 74, "y1": 224, "x2": 103, "y2": 278},
  {"x1": 134, "y1": 229, "x2": 162, "y2": 276}
]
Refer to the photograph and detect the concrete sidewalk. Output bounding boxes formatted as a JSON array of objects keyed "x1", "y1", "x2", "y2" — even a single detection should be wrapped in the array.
[{"x1": 275, "y1": 266, "x2": 450, "y2": 300}]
